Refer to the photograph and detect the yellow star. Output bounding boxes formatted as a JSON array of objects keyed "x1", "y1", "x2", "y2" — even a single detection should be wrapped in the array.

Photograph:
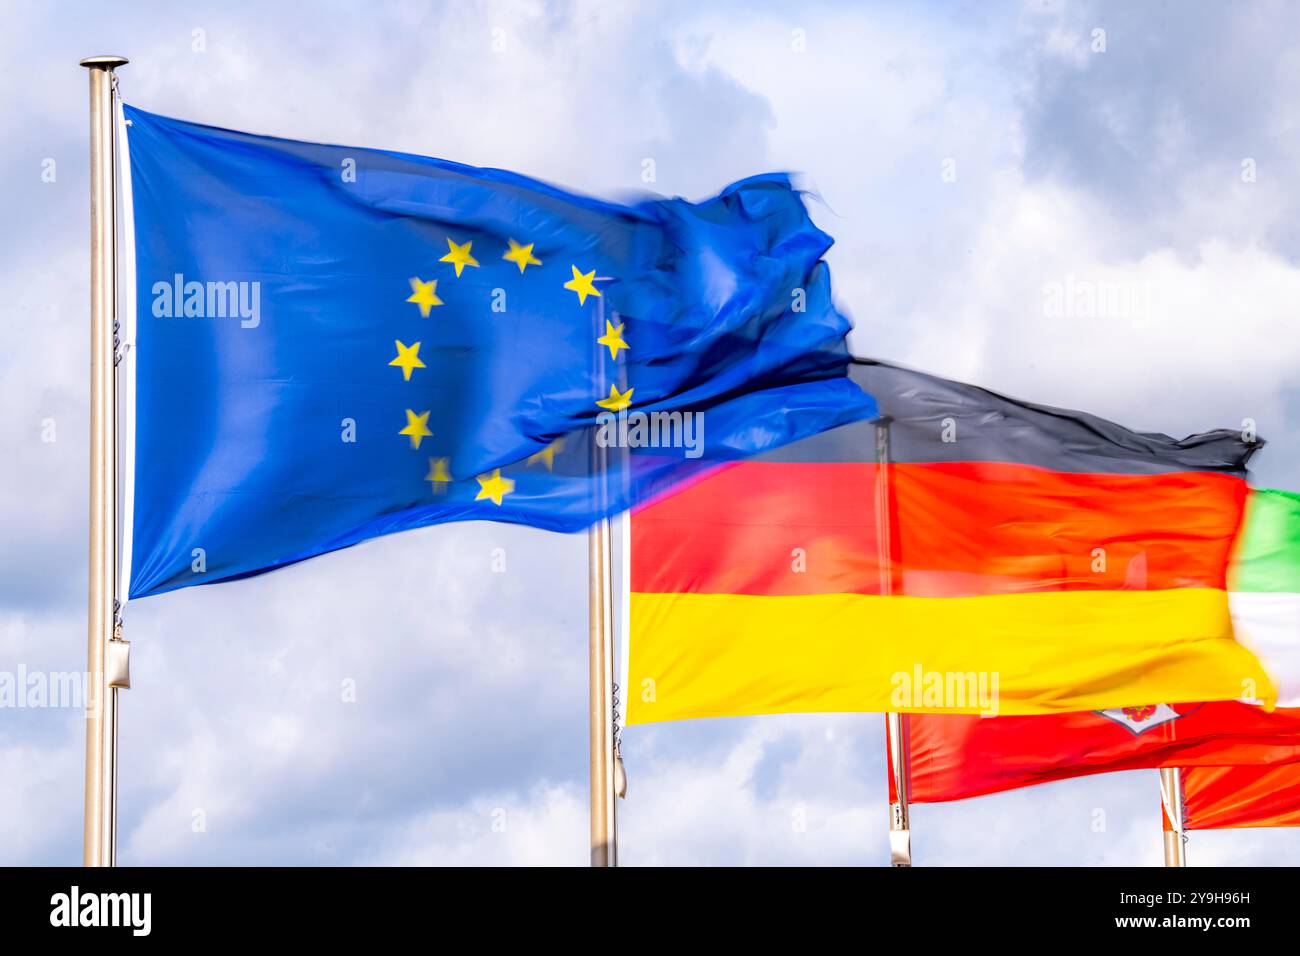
[
  {"x1": 440, "y1": 238, "x2": 480, "y2": 277},
  {"x1": 596, "y1": 384, "x2": 634, "y2": 412},
  {"x1": 563, "y1": 265, "x2": 602, "y2": 305},
  {"x1": 425, "y1": 456, "x2": 452, "y2": 491},
  {"x1": 527, "y1": 438, "x2": 565, "y2": 471},
  {"x1": 596, "y1": 320, "x2": 629, "y2": 360},
  {"x1": 399, "y1": 409, "x2": 433, "y2": 449},
  {"x1": 503, "y1": 238, "x2": 542, "y2": 273},
  {"x1": 388, "y1": 340, "x2": 426, "y2": 381},
  {"x1": 475, "y1": 468, "x2": 516, "y2": 506},
  {"x1": 406, "y1": 277, "x2": 443, "y2": 317}
]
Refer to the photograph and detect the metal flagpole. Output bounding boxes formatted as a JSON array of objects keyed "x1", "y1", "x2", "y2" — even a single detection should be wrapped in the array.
[
  {"x1": 80, "y1": 54, "x2": 130, "y2": 868},
  {"x1": 588, "y1": 298, "x2": 618, "y2": 867},
  {"x1": 588, "y1": 515, "x2": 617, "y2": 865},
  {"x1": 885, "y1": 712, "x2": 912, "y2": 866},
  {"x1": 876, "y1": 419, "x2": 912, "y2": 867},
  {"x1": 1160, "y1": 767, "x2": 1187, "y2": 867}
]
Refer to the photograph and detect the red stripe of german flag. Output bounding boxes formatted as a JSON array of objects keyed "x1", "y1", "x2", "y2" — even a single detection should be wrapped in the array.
[{"x1": 633, "y1": 461, "x2": 1246, "y2": 597}]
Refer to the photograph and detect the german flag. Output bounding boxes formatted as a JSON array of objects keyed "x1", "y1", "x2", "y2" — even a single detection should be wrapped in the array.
[{"x1": 625, "y1": 359, "x2": 1271, "y2": 723}]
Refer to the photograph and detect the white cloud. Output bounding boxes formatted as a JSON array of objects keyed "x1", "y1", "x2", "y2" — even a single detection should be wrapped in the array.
[
  {"x1": 362, "y1": 783, "x2": 587, "y2": 866},
  {"x1": 895, "y1": 179, "x2": 1300, "y2": 443}
]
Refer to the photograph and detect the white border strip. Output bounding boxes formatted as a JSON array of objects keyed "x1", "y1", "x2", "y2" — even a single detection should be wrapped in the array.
[{"x1": 115, "y1": 93, "x2": 138, "y2": 606}]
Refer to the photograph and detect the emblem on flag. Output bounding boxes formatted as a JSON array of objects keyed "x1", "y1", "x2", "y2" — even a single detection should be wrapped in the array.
[{"x1": 1095, "y1": 703, "x2": 1184, "y2": 735}]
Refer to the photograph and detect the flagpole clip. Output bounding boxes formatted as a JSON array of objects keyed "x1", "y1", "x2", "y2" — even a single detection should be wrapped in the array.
[
  {"x1": 889, "y1": 827, "x2": 912, "y2": 867},
  {"x1": 106, "y1": 625, "x2": 130, "y2": 690},
  {"x1": 614, "y1": 750, "x2": 628, "y2": 799}
]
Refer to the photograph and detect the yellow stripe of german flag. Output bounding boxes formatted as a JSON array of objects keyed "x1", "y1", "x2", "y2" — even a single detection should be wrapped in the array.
[{"x1": 626, "y1": 589, "x2": 1274, "y2": 723}]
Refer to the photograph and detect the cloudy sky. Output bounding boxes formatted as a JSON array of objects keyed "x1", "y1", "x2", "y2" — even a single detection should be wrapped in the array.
[{"x1": 4, "y1": 0, "x2": 1300, "y2": 865}]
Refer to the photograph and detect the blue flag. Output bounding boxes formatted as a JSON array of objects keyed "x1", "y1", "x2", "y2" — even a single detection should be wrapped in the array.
[{"x1": 122, "y1": 106, "x2": 877, "y2": 598}]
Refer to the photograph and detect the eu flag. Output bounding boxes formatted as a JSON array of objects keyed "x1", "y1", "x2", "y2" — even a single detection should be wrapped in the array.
[{"x1": 122, "y1": 106, "x2": 877, "y2": 598}]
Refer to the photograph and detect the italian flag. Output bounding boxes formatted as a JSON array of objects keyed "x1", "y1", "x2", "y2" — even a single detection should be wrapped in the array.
[
  {"x1": 1172, "y1": 491, "x2": 1300, "y2": 831},
  {"x1": 1229, "y1": 488, "x2": 1300, "y2": 708}
]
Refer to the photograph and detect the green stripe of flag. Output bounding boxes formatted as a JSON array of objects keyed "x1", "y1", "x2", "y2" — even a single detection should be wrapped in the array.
[{"x1": 1232, "y1": 488, "x2": 1300, "y2": 593}]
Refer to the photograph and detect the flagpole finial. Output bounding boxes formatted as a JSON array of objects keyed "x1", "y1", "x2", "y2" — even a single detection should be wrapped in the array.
[{"x1": 79, "y1": 56, "x2": 129, "y2": 69}]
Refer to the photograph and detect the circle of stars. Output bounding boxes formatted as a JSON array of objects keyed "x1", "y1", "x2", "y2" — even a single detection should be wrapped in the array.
[{"x1": 392, "y1": 236, "x2": 631, "y2": 507}]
